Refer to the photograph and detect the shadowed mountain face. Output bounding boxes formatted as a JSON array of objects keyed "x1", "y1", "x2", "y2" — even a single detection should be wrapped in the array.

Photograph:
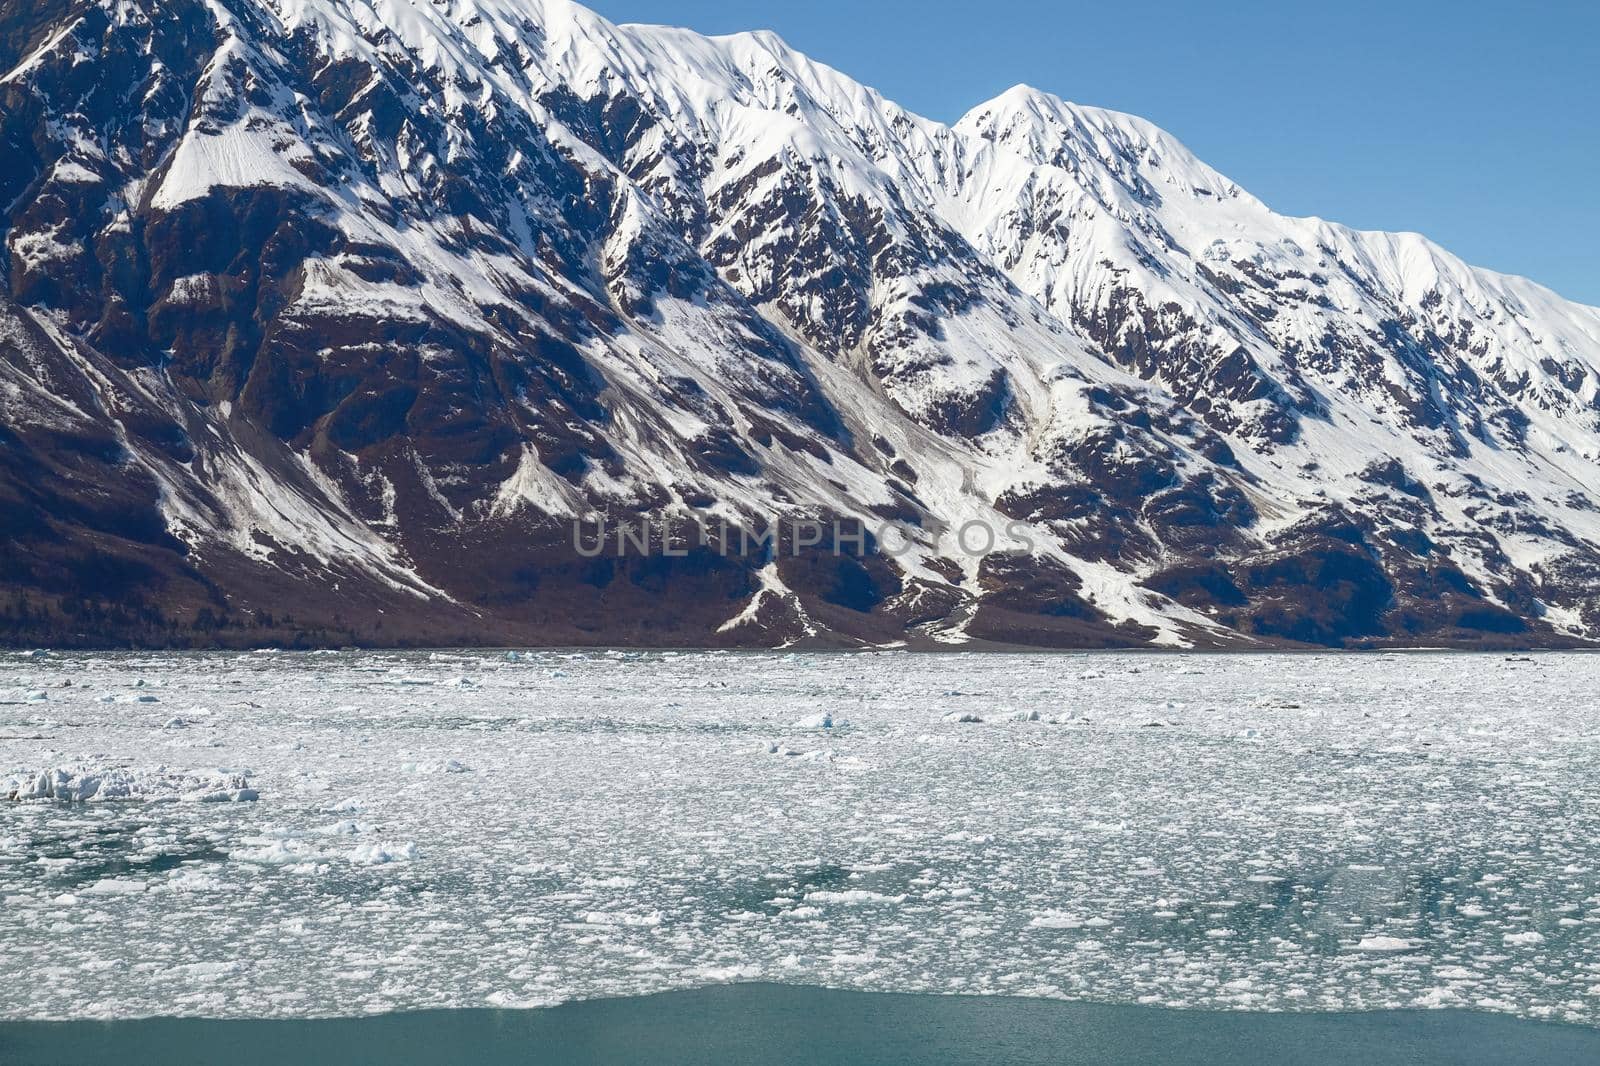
[{"x1": 4, "y1": 0, "x2": 1600, "y2": 649}]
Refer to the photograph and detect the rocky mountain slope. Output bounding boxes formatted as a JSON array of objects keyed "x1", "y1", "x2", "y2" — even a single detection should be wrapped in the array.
[{"x1": 4, "y1": 0, "x2": 1600, "y2": 648}]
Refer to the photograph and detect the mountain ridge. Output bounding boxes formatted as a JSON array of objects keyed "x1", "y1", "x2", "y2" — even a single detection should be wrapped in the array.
[{"x1": 3, "y1": 0, "x2": 1599, "y2": 649}]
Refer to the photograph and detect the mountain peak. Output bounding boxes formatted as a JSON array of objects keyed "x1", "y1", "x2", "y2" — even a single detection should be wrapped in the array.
[
  {"x1": 959, "y1": 84, "x2": 1144, "y2": 138},
  {"x1": 956, "y1": 84, "x2": 1244, "y2": 202},
  {"x1": 962, "y1": 82, "x2": 1071, "y2": 119}
]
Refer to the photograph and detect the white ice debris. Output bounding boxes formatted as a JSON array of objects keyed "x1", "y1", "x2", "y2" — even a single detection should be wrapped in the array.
[
  {"x1": 401, "y1": 759, "x2": 474, "y2": 774},
  {"x1": 4, "y1": 766, "x2": 257, "y2": 803},
  {"x1": 80, "y1": 878, "x2": 148, "y2": 897},
  {"x1": 804, "y1": 890, "x2": 908, "y2": 905},
  {"x1": 1, "y1": 648, "x2": 1598, "y2": 1025},
  {"x1": 582, "y1": 910, "x2": 663, "y2": 927},
  {"x1": 1029, "y1": 911, "x2": 1088, "y2": 929},
  {"x1": 348, "y1": 842, "x2": 419, "y2": 865}
]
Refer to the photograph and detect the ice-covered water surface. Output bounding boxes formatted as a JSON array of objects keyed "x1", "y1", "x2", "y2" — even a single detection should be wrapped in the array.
[{"x1": 1, "y1": 650, "x2": 1597, "y2": 1023}]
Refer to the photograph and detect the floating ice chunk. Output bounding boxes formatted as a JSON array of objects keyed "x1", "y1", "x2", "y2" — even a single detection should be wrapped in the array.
[
  {"x1": 766, "y1": 743, "x2": 822, "y2": 758},
  {"x1": 80, "y1": 878, "x2": 147, "y2": 896},
  {"x1": 403, "y1": 759, "x2": 474, "y2": 774},
  {"x1": 1504, "y1": 931, "x2": 1546, "y2": 946},
  {"x1": 803, "y1": 890, "x2": 907, "y2": 905},
  {"x1": 175, "y1": 961, "x2": 243, "y2": 981},
  {"x1": 191, "y1": 782, "x2": 259, "y2": 802},
  {"x1": 485, "y1": 991, "x2": 561, "y2": 1009},
  {"x1": 100, "y1": 692, "x2": 161, "y2": 704},
  {"x1": 942, "y1": 711, "x2": 983, "y2": 724},
  {"x1": 5, "y1": 766, "x2": 256, "y2": 803},
  {"x1": 231, "y1": 837, "x2": 323, "y2": 865},
  {"x1": 584, "y1": 876, "x2": 640, "y2": 889},
  {"x1": 1029, "y1": 912, "x2": 1086, "y2": 929},
  {"x1": 349, "y1": 842, "x2": 418, "y2": 865},
  {"x1": 1354, "y1": 936, "x2": 1418, "y2": 953},
  {"x1": 1413, "y1": 987, "x2": 1463, "y2": 1008},
  {"x1": 168, "y1": 869, "x2": 228, "y2": 893},
  {"x1": 792, "y1": 712, "x2": 834, "y2": 729},
  {"x1": 1001, "y1": 709, "x2": 1041, "y2": 722},
  {"x1": 941, "y1": 831, "x2": 993, "y2": 844},
  {"x1": 694, "y1": 963, "x2": 761, "y2": 982},
  {"x1": 581, "y1": 910, "x2": 662, "y2": 926}
]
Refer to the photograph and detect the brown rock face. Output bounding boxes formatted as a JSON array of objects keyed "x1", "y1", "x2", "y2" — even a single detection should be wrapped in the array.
[{"x1": 3, "y1": 0, "x2": 1598, "y2": 650}]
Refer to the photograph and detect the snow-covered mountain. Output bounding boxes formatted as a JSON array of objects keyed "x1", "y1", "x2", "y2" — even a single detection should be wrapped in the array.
[{"x1": 4, "y1": 0, "x2": 1600, "y2": 648}]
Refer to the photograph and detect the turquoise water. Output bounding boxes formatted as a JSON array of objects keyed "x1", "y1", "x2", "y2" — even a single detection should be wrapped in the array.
[{"x1": 4, "y1": 985, "x2": 1598, "y2": 1065}]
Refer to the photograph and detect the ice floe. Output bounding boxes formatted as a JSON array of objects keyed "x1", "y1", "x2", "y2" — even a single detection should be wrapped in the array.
[
  {"x1": 1, "y1": 649, "x2": 1599, "y2": 1025},
  {"x1": 4, "y1": 766, "x2": 257, "y2": 803}
]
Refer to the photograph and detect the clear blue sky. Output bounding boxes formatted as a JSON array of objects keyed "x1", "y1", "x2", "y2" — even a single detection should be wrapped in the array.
[{"x1": 586, "y1": 0, "x2": 1600, "y2": 306}]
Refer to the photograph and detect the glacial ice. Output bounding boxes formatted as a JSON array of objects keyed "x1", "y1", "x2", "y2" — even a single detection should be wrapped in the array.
[
  {"x1": 0, "y1": 649, "x2": 1598, "y2": 1026},
  {"x1": 3, "y1": 766, "x2": 257, "y2": 803}
]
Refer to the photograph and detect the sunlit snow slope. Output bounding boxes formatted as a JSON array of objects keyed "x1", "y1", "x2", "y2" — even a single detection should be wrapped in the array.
[{"x1": 3, "y1": 0, "x2": 1600, "y2": 648}]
